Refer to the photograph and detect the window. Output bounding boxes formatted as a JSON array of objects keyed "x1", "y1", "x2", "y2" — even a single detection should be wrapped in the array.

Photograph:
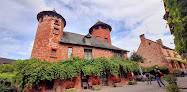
[
  {"x1": 55, "y1": 20, "x2": 58, "y2": 23},
  {"x1": 119, "y1": 71, "x2": 125, "y2": 78},
  {"x1": 167, "y1": 50, "x2": 171, "y2": 57},
  {"x1": 102, "y1": 26, "x2": 107, "y2": 29},
  {"x1": 95, "y1": 26, "x2": 99, "y2": 29},
  {"x1": 68, "y1": 47, "x2": 72, "y2": 58},
  {"x1": 173, "y1": 52, "x2": 177, "y2": 57},
  {"x1": 54, "y1": 28, "x2": 59, "y2": 34},
  {"x1": 45, "y1": 80, "x2": 54, "y2": 90},
  {"x1": 105, "y1": 38, "x2": 108, "y2": 43},
  {"x1": 51, "y1": 49, "x2": 56, "y2": 57},
  {"x1": 84, "y1": 49, "x2": 92, "y2": 59},
  {"x1": 114, "y1": 52, "x2": 123, "y2": 59}
]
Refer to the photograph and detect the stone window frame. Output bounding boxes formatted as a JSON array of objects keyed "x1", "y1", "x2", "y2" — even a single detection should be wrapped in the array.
[
  {"x1": 68, "y1": 47, "x2": 73, "y2": 58},
  {"x1": 105, "y1": 38, "x2": 108, "y2": 43},
  {"x1": 53, "y1": 28, "x2": 59, "y2": 35},
  {"x1": 84, "y1": 49, "x2": 93, "y2": 59},
  {"x1": 50, "y1": 48, "x2": 57, "y2": 58},
  {"x1": 166, "y1": 50, "x2": 171, "y2": 57}
]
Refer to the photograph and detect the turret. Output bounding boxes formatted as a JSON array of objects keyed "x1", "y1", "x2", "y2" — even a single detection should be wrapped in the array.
[
  {"x1": 89, "y1": 21, "x2": 112, "y2": 44},
  {"x1": 31, "y1": 10, "x2": 66, "y2": 61}
]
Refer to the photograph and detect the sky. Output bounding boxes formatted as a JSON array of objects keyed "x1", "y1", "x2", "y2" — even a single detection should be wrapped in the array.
[{"x1": 0, "y1": 0, "x2": 175, "y2": 60}]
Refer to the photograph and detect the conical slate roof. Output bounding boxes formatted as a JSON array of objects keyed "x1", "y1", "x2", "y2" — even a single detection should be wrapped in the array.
[
  {"x1": 37, "y1": 10, "x2": 66, "y2": 27},
  {"x1": 89, "y1": 21, "x2": 112, "y2": 34}
]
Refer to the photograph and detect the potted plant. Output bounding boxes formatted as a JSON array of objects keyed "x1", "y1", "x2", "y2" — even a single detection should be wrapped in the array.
[
  {"x1": 150, "y1": 75, "x2": 155, "y2": 81},
  {"x1": 163, "y1": 74, "x2": 177, "y2": 85},
  {"x1": 91, "y1": 79, "x2": 102, "y2": 91},
  {"x1": 65, "y1": 81, "x2": 76, "y2": 92},
  {"x1": 112, "y1": 78, "x2": 123, "y2": 87},
  {"x1": 128, "y1": 77, "x2": 137, "y2": 85},
  {"x1": 166, "y1": 84, "x2": 179, "y2": 92},
  {"x1": 173, "y1": 69, "x2": 180, "y2": 77}
]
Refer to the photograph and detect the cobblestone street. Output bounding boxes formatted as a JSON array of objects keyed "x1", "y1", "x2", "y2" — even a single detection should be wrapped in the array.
[{"x1": 78, "y1": 77, "x2": 187, "y2": 92}]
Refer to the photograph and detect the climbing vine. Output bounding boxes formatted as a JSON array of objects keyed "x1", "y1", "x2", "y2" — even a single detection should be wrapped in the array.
[
  {"x1": 0, "y1": 57, "x2": 139, "y2": 91},
  {"x1": 163, "y1": 0, "x2": 187, "y2": 55}
]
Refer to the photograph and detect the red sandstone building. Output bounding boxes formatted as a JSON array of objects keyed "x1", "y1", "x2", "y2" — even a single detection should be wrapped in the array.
[
  {"x1": 137, "y1": 34, "x2": 187, "y2": 72},
  {"x1": 30, "y1": 10, "x2": 130, "y2": 92}
]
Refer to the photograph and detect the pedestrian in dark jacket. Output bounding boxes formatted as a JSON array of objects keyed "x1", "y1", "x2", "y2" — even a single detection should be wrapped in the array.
[
  {"x1": 143, "y1": 70, "x2": 151, "y2": 85},
  {"x1": 154, "y1": 69, "x2": 165, "y2": 87}
]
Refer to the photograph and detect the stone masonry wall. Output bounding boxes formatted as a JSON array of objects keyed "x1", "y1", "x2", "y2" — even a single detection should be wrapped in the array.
[
  {"x1": 137, "y1": 35, "x2": 167, "y2": 67},
  {"x1": 92, "y1": 26, "x2": 112, "y2": 44}
]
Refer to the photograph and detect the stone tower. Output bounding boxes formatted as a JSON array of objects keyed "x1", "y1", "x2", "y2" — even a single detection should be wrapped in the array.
[
  {"x1": 31, "y1": 10, "x2": 66, "y2": 61},
  {"x1": 89, "y1": 21, "x2": 112, "y2": 44}
]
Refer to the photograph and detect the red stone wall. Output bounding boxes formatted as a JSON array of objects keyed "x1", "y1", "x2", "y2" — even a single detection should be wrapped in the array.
[
  {"x1": 137, "y1": 35, "x2": 167, "y2": 67},
  {"x1": 31, "y1": 15, "x2": 123, "y2": 62},
  {"x1": 92, "y1": 26, "x2": 111, "y2": 44},
  {"x1": 32, "y1": 40, "x2": 123, "y2": 62},
  {"x1": 31, "y1": 15, "x2": 64, "y2": 62}
]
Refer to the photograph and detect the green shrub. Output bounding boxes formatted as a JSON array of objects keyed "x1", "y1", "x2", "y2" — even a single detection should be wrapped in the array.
[
  {"x1": 92, "y1": 85, "x2": 102, "y2": 91},
  {"x1": 166, "y1": 84, "x2": 179, "y2": 92},
  {"x1": 164, "y1": 75, "x2": 177, "y2": 84},
  {"x1": 0, "y1": 83, "x2": 17, "y2": 92},
  {"x1": 65, "y1": 88, "x2": 76, "y2": 92},
  {"x1": 173, "y1": 69, "x2": 180, "y2": 73},
  {"x1": 128, "y1": 81, "x2": 137, "y2": 85},
  {"x1": 114, "y1": 83, "x2": 123, "y2": 87},
  {"x1": 141, "y1": 65, "x2": 169, "y2": 74},
  {"x1": 150, "y1": 75, "x2": 155, "y2": 79}
]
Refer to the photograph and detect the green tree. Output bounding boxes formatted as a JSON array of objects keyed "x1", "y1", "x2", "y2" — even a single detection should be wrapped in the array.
[
  {"x1": 163, "y1": 0, "x2": 187, "y2": 57},
  {"x1": 130, "y1": 51, "x2": 144, "y2": 63}
]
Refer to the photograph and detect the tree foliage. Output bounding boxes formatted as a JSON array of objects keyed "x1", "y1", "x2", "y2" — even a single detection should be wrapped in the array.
[
  {"x1": 0, "y1": 57, "x2": 139, "y2": 91},
  {"x1": 163, "y1": 0, "x2": 187, "y2": 55},
  {"x1": 130, "y1": 51, "x2": 144, "y2": 63}
]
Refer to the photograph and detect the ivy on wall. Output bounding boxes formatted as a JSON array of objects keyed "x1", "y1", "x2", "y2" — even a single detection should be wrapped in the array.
[
  {"x1": 0, "y1": 57, "x2": 139, "y2": 91},
  {"x1": 163, "y1": 0, "x2": 187, "y2": 55}
]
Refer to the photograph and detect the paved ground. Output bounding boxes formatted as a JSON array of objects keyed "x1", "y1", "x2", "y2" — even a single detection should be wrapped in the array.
[{"x1": 78, "y1": 77, "x2": 187, "y2": 92}]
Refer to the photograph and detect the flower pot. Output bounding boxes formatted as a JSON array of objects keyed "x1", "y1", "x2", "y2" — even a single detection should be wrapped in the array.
[
  {"x1": 65, "y1": 88, "x2": 76, "y2": 92},
  {"x1": 114, "y1": 82, "x2": 123, "y2": 87},
  {"x1": 92, "y1": 85, "x2": 102, "y2": 91},
  {"x1": 128, "y1": 81, "x2": 137, "y2": 85}
]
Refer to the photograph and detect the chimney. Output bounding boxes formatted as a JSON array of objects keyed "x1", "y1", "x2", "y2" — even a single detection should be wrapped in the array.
[
  {"x1": 156, "y1": 39, "x2": 163, "y2": 45},
  {"x1": 140, "y1": 34, "x2": 145, "y2": 42}
]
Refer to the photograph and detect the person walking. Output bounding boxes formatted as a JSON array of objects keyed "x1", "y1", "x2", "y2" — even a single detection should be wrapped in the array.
[
  {"x1": 181, "y1": 69, "x2": 185, "y2": 77},
  {"x1": 158, "y1": 70, "x2": 164, "y2": 81},
  {"x1": 154, "y1": 69, "x2": 165, "y2": 87},
  {"x1": 143, "y1": 70, "x2": 151, "y2": 85}
]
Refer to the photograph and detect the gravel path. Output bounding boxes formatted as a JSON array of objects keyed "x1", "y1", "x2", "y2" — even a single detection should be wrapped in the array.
[{"x1": 77, "y1": 77, "x2": 187, "y2": 92}]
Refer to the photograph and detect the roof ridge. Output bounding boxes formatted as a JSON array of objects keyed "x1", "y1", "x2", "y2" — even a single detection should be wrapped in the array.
[
  {"x1": 61, "y1": 32, "x2": 129, "y2": 52},
  {"x1": 145, "y1": 38, "x2": 174, "y2": 50}
]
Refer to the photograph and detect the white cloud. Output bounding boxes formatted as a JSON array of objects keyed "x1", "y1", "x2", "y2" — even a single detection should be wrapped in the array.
[{"x1": 0, "y1": 0, "x2": 174, "y2": 59}]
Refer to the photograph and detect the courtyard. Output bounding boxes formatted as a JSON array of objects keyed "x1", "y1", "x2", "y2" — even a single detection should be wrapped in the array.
[{"x1": 78, "y1": 77, "x2": 187, "y2": 92}]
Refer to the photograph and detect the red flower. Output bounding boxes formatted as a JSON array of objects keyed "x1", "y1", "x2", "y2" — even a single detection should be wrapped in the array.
[{"x1": 65, "y1": 81, "x2": 76, "y2": 89}]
